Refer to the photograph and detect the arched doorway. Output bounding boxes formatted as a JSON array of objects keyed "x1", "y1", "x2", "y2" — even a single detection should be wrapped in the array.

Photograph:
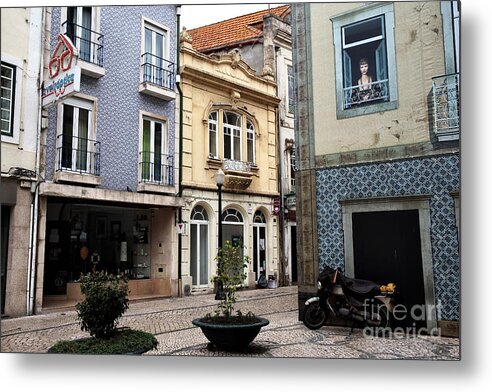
[
  {"x1": 253, "y1": 210, "x2": 267, "y2": 282},
  {"x1": 190, "y1": 205, "x2": 209, "y2": 287},
  {"x1": 221, "y1": 208, "x2": 244, "y2": 250}
]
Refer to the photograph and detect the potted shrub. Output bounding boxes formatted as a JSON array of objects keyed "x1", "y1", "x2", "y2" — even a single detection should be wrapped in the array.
[
  {"x1": 192, "y1": 241, "x2": 269, "y2": 351},
  {"x1": 48, "y1": 272, "x2": 157, "y2": 354}
]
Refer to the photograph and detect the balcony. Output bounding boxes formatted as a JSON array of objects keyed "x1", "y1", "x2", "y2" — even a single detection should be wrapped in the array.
[
  {"x1": 344, "y1": 79, "x2": 389, "y2": 109},
  {"x1": 432, "y1": 73, "x2": 460, "y2": 142},
  {"x1": 222, "y1": 159, "x2": 253, "y2": 190},
  {"x1": 139, "y1": 53, "x2": 176, "y2": 101},
  {"x1": 137, "y1": 152, "x2": 175, "y2": 194},
  {"x1": 63, "y1": 21, "x2": 105, "y2": 78},
  {"x1": 54, "y1": 134, "x2": 101, "y2": 186}
]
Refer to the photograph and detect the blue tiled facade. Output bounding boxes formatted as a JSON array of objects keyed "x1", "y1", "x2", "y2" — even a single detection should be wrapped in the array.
[
  {"x1": 315, "y1": 154, "x2": 460, "y2": 321},
  {"x1": 46, "y1": 5, "x2": 177, "y2": 191}
]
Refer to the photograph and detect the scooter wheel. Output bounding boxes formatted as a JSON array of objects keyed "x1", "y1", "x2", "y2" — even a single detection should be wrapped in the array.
[{"x1": 303, "y1": 302, "x2": 327, "y2": 330}]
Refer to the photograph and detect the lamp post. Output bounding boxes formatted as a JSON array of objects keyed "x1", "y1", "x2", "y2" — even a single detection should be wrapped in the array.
[{"x1": 215, "y1": 169, "x2": 225, "y2": 300}]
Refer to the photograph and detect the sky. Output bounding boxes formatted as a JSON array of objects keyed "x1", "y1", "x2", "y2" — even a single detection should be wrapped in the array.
[{"x1": 180, "y1": 2, "x2": 283, "y2": 29}]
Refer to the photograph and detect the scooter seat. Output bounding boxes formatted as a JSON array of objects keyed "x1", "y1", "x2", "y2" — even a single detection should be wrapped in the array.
[{"x1": 343, "y1": 277, "x2": 380, "y2": 296}]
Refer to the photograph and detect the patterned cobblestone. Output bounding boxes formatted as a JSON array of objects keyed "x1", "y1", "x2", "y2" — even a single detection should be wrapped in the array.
[{"x1": 0, "y1": 286, "x2": 459, "y2": 360}]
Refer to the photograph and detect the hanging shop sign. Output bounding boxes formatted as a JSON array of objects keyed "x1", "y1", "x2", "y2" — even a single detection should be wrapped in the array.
[{"x1": 42, "y1": 34, "x2": 81, "y2": 108}]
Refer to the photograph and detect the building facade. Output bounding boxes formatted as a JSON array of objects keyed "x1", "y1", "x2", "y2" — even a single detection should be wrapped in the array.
[
  {"x1": 33, "y1": 5, "x2": 182, "y2": 314},
  {"x1": 178, "y1": 23, "x2": 281, "y2": 292},
  {"x1": 292, "y1": 1, "x2": 460, "y2": 336},
  {"x1": 1, "y1": 7, "x2": 45, "y2": 317},
  {"x1": 186, "y1": 5, "x2": 297, "y2": 288}
]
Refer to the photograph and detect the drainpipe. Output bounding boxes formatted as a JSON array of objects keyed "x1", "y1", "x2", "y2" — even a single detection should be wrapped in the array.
[
  {"x1": 27, "y1": 7, "x2": 46, "y2": 315},
  {"x1": 175, "y1": 5, "x2": 183, "y2": 295}
]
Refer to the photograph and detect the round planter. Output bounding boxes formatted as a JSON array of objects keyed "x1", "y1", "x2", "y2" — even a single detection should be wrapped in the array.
[{"x1": 192, "y1": 316, "x2": 269, "y2": 350}]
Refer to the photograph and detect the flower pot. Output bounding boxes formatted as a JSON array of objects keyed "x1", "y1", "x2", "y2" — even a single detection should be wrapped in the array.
[{"x1": 192, "y1": 316, "x2": 269, "y2": 350}]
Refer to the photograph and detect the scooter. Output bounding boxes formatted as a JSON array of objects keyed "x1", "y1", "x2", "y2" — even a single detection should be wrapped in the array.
[{"x1": 303, "y1": 266, "x2": 397, "y2": 330}]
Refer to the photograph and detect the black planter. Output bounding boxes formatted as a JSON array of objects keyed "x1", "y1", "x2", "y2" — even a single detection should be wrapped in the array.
[{"x1": 192, "y1": 316, "x2": 269, "y2": 350}]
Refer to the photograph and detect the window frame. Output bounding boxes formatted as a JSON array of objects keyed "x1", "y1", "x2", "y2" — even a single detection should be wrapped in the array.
[
  {"x1": 139, "y1": 110, "x2": 169, "y2": 184},
  {"x1": 140, "y1": 17, "x2": 170, "y2": 87},
  {"x1": 223, "y1": 111, "x2": 242, "y2": 162},
  {"x1": 287, "y1": 63, "x2": 295, "y2": 115},
  {"x1": 331, "y1": 2, "x2": 398, "y2": 119},
  {"x1": 1, "y1": 57, "x2": 22, "y2": 144},
  {"x1": 246, "y1": 119, "x2": 256, "y2": 164},
  {"x1": 56, "y1": 95, "x2": 97, "y2": 174},
  {"x1": 208, "y1": 111, "x2": 219, "y2": 159},
  {"x1": 61, "y1": 6, "x2": 101, "y2": 65}
]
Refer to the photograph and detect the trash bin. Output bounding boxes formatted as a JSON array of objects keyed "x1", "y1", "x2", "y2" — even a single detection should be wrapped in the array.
[{"x1": 267, "y1": 275, "x2": 276, "y2": 289}]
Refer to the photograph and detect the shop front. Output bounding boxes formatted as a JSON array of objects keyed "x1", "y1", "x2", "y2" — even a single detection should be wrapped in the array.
[{"x1": 41, "y1": 196, "x2": 180, "y2": 308}]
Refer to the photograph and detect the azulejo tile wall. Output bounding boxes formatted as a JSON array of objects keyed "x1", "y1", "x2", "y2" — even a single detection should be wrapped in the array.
[
  {"x1": 46, "y1": 6, "x2": 177, "y2": 191},
  {"x1": 316, "y1": 153, "x2": 460, "y2": 321}
]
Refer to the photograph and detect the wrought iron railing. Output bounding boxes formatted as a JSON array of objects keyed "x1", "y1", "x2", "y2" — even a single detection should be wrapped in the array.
[
  {"x1": 344, "y1": 79, "x2": 389, "y2": 108},
  {"x1": 223, "y1": 159, "x2": 251, "y2": 173},
  {"x1": 56, "y1": 134, "x2": 101, "y2": 175},
  {"x1": 141, "y1": 53, "x2": 175, "y2": 90},
  {"x1": 139, "y1": 152, "x2": 174, "y2": 186},
  {"x1": 432, "y1": 73, "x2": 460, "y2": 138},
  {"x1": 62, "y1": 21, "x2": 104, "y2": 67}
]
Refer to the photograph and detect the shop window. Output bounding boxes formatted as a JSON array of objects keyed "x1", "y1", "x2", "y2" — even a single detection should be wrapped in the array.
[{"x1": 332, "y1": 3, "x2": 398, "y2": 118}]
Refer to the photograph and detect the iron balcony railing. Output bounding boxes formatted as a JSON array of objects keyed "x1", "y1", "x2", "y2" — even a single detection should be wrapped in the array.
[
  {"x1": 141, "y1": 53, "x2": 175, "y2": 90},
  {"x1": 62, "y1": 21, "x2": 104, "y2": 67},
  {"x1": 56, "y1": 134, "x2": 101, "y2": 175},
  {"x1": 432, "y1": 73, "x2": 460, "y2": 138},
  {"x1": 344, "y1": 79, "x2": 389, "y2": 109},
  {"x1": 139, "y1": 152, "x2": 174, "y2": 186},
  {"x1": 223, "y1": 159, "x2": 251, "y2": 173}
]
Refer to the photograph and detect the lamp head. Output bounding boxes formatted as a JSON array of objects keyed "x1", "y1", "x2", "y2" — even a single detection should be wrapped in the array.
[{"x1": 215, "y1": 168, "x2": 225, "y2": 186}]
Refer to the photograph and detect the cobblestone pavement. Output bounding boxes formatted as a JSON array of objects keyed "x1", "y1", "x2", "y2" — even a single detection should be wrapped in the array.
[{"x1": 0, "y1": 286, "x2": 460, "y2": 360}]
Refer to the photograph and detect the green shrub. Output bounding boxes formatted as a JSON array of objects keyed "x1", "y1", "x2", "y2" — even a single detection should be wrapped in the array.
[
  {"x1": 48, "y1": 328, "x2": 158, "y2": 355},
  {"x1": 211, "y1": 241, "x2": 250, "y2": 319},
  {"x1": 76, "y1": 272, "x2": 129, "y2": 339}
]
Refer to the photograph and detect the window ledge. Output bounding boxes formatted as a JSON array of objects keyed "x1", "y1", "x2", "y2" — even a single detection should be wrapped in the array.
[
  {"x1": 336, "y1": 100, "x2": 398, "y2": 120},
  {"x1": 137, "y1": 182, "x2": 176, "y2": 195},
  {"x1": 54, "y1": 171, "x2": 101, "y2": 187},
  {"x1": 79, "y1": 60, "x2": 106, "y2": 79},
  {"x1": 139, "y1": 82, "x2": 176, "y2": 101}
]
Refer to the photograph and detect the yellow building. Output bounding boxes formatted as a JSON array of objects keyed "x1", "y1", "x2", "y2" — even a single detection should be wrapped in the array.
[{"x1": 178, "y1": 28, "x2": 281, "y2": 292}]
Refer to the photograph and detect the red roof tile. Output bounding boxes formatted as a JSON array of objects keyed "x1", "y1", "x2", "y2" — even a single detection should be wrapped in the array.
[{"x1": 188, "y1": 5, "x2": 290, "y2": 53}]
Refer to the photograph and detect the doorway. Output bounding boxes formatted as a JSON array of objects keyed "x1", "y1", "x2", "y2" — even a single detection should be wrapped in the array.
[
  {"x1": 341, "y1": 197, "x2": 437, "y2": 332},
  {"x1": 253, "y1": 210, "x2": 267, "y2": 282},
  {"x1": 290, "y1": 225, "x2": 298, "y2": 283},
  {"x1": 1, "y1": 206, "x2": 10, "y2": 314},
  {"x1": 190, "y1": 206, "x2": 209, "y2": 287},
  {"x1": 352, "y1": 209, "x2": 426, "y2": 329}
]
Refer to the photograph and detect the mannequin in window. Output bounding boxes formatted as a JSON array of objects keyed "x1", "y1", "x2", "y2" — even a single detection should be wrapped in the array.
[{"x1": 357, "y1": 58, "x2": 373, "y2": 102}]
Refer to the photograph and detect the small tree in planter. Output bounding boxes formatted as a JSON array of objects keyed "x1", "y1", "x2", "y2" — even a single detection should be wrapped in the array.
[
  {"x1": 76, "y1": 272, "x2": 130, "y2": 339},
  {"x1": 193, "y1": 241, "x2": 269, "y2": 350}
]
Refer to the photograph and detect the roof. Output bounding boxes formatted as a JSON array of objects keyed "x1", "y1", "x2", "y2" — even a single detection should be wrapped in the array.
[{"x1": 188, "y1": 4, "x2": 290, "y2": 53}]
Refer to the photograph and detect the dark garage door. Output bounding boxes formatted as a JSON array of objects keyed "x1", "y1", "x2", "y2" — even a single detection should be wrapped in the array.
[{"x1": 352, "y1": 209, "x2": 426, "y2": 329}]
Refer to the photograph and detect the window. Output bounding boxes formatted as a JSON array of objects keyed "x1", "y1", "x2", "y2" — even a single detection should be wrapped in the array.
[
  {"x1": 289, "y1": 148, "x2": 296, "y2": 189},
  {"x1": 208, "y1": 111, "x2": 218, "y2": 158},
  {"x1": 287, "y1": 64, "x2": 295, "y2": 114},
  {"x1": 223, "y1": 111, "x2": 242, "y2": 161},
  {"x1": 142, "y1": 19, "x2": 173, "y2": 90},
  {"x1": 57, "y1": 97, "x2": 98, "y2": 174},
  {"x1": 1, "y1": 63, "x2": 15, "y2": 136},
  {"x1": 140, "y1": 115, "x2": 171, "y2": 185},
  {"x1": 207, "y1": 109, "x2": 256, "y2": 167},
  {"x1": 63, "y1": 7, "x2": 102, "y2": 67},
  {"x1": 332, "y1": 3, "x2": 397, "y2": 118},
  {"x1": 246, "y1": 120, "x2": 255, "y2": 164},
  {"x1": 190, "y1": 205, "x2": 209, "y2": 287}
]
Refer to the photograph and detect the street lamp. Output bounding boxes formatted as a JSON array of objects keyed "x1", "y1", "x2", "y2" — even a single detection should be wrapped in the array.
[{"x1": 215, "y1": 168, "x2": 225, "y2": 300}]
